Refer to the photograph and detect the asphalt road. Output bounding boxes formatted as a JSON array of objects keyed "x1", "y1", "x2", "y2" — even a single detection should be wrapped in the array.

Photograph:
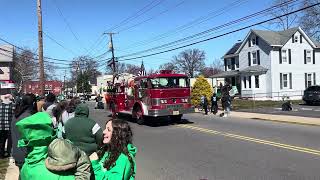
[
  {"x1": 238, "y1": 104, "x2": 320, "y2": 118},
  {"x1": 87, "y1": 101, "x2": 320, "y2": 180}
]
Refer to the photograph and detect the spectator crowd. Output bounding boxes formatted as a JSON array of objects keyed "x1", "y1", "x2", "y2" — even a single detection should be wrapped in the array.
[{"x1": 0, "y1": 93, "x2": 136, "y2": 180}]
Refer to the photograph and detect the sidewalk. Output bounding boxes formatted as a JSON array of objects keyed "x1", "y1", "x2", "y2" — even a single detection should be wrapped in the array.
[
  {"x1": 4, "y1": 159, "x2": 18, "y2": 180},
  {"x1": 195, "y1": 108, "x2": 320, "y2": 126},
  {"x1": 230, "y1": 111, "x2": 320, "y2": 126}
]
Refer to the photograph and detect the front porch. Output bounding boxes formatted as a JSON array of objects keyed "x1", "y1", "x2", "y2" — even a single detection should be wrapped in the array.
[{"x1": 211, "y1": 65, "x2": 268, "y2": 99}]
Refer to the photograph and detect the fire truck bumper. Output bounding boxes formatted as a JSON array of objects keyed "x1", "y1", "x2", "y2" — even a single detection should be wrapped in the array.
[{"x1": 147, "y1": 107, "x2": 194, "y2": 117}]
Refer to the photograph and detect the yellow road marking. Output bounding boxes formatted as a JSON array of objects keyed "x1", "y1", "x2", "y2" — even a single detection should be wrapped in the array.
[{"x1": 177, "y1": 124, "x2": 320, "y2": 156}]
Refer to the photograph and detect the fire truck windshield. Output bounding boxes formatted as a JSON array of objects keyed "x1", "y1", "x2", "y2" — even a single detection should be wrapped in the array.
[{"x1": 150, "y1": 77, "x2": 189, "y2": 88}]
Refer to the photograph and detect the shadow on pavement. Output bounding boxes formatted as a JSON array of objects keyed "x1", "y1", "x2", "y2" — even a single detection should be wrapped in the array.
[{"x1": 115, "y1": 113, "x2": 194, "y2": 127}]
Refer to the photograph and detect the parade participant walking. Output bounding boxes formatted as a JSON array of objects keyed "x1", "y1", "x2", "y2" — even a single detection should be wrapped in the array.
[
  {"x1": 16, "y1": 112, "x2": 91, "y2": 179},
  {"x1": 203, "y1": 95, "x2": 208, "y2": 115},
  {"x1": 90, "y1": 119, "x2": 137, "y2": 180},
  {"x1": 11, "y1": 94, "x2": 37, "y2": 170},
  {"x1": 0, "y1": 94, "x2": 15, "y2": 158},
  {"x1": 211, "y1": 93, "x2": 218, "y2": 115},
  {"x1": 64, "y1": 103, "x2": 103, "y2": 155}
]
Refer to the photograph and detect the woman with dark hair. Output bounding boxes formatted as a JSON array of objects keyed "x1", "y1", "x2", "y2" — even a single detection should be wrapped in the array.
[
  {"x1": 11, "y1": 93, "x2": 37, "y2": 170},
  {"x1": 61, "y1": 97, "x2": 81, "y2": 125},
  {"x1": 90, "y1": 119, "x2": 137, "y2": 180},
  {"x1": 53, "y1": 100, "x2": 68, "y2": 138}
]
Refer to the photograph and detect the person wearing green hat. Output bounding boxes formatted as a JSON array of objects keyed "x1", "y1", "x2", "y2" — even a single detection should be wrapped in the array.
[{"x1": 16, "y1": 112, "x2": 92, "y2": 179}]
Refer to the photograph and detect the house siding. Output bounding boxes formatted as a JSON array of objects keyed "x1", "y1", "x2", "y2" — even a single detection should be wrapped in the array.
[
  {"x1": 270, "y1": 30, "x2": 320, "y2": 99},
  {"x1": 239, "y1": 33, "x2": 272, "y2": 98}
]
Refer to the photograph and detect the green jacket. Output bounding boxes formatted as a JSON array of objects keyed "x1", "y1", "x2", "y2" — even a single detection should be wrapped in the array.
[
  {"x1": 16, "y1": 112, "x2": 91, "y2": 180},
  {"x1": 64, "y1": 104, "x2": 103, "y2": 155},
  {"x1": 91, "y1": 144, "x2": 137, "y2": 180}
]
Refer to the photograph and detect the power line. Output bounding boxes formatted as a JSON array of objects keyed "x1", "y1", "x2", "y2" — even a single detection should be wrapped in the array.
[
  {"x1": 106, "y1": 0, "x2": 165, "y2": 32},
  {"x1": 122, "y1": 0, "x2": 302, "y2": 55},
  {"x1": 0, "y1": 47, "x2": 72, "y2": 66},
  {"x1": 118, "y1": 0, "x2": 300, "y2": 58},
  {"x1": 0, "y1": 36, "x2": 71, "y2": 62},
  {"x1": 51, "y1": 0, "x2": 88, "y2": 53},
  {"x1": 43, "y1": 31, "x2": 78, "y2": 56},
  {"x1": 120, "y1": 0, "x2": 250, "y2": 51},
  {"x1": 117, "y1": 0, "x2": 186, "y2": 33},
  {"x1": 118, "y1": 2, "x2": 319, "y2": 61}
]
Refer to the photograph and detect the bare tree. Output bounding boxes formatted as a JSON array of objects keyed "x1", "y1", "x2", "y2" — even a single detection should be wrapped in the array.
[
  {"x1": 147, "y1": 68, "x2": 158, "y2": 75},
  {"x1": 300, "y1": 0, "x2": 320, "y2": 41},
  {"x1": 159, "y1": 62, "x2": 177, "y2": 72},
  {"x1": 69, "y1": 56, "x2": 101, "y2": 86},
  {"x1": 173, "y1": 49, "x2": 206, "y2": 78},
  {"x1": 269, "y1": 0, "x2": 299, "y2": 30},
  {"x1": 200, "y1": 59, "x2": 223, "y2": 77},
  {"x1": 12, "y1": 49, "x2": 38, "y2": 91},
  {"x1": 44, "y1": 61, "x2": 57, "y2": 80},
  {"x1": 125, "y1": 64, "x2": 141, "y2": 75}
]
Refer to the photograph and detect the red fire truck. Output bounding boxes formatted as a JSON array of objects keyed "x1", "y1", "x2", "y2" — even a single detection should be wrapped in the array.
[{"x1": 105, "y1": 70, "x2": 194, "y2": 125}]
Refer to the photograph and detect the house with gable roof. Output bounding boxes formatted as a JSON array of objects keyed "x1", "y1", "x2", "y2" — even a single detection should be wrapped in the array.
[{"x1": 212, "y1": 27, "x2": 320, "y2": 100}]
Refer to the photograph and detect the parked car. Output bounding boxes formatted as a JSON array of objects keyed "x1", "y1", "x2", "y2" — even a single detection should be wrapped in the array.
[
  {"x1": 90, "y1": 94, "x2": 97, "y2": 101},
  {"x1": 303, "y1": 85, "x2": 320, "y2": 105}
]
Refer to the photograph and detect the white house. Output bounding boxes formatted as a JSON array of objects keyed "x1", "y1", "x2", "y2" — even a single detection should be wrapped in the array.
[{"x1": 213, "y1": 27, "x2": 320, "y2": 100}]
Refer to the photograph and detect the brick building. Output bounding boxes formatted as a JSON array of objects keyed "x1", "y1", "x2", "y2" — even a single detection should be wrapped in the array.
[{"x1": 23, "y1": 81, "x2": 63, "y2": 95}]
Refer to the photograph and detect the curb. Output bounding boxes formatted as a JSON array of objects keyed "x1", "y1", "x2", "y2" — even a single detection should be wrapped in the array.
[
  {"x1": 192, "y1": 108, "x2": 320, "y2": 127},
  {"x1": 230, "y1": 112, "x2": 320, "y2": 127}
]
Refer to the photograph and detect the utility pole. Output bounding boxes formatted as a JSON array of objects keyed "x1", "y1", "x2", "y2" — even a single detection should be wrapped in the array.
[
  {"x1": 63, "y1": 70, "x2": 66, "y2": 96},
  {"x1": 37, "y1": 0, "x2": 45, "y2": 96},
  {"x1": 104, "y1": 32, "x2": 116, "y2": 84}
]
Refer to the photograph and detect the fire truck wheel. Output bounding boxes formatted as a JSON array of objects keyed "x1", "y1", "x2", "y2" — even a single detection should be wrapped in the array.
[{"x1": 170, "y1": 114, "x2": 183, "y2": 123}]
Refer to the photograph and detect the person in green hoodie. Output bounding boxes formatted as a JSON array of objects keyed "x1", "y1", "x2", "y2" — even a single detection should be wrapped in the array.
[
  {"x1": 89, "y1": 119, "x2": 137, "y2": 180},
  {"x1": 16, "y1": 112, "x2": 92, "y2": 180},
  {"x1": 64, "y1": 103, "x2": 103, "y2": 156}
]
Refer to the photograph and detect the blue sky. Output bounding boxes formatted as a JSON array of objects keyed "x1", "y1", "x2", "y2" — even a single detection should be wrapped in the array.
[{"x1": 0, "y1": 0, "x2": 286, "y2": 79}]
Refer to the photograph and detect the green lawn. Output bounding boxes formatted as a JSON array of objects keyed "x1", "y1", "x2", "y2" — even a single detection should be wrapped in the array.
[
  {"x1": 231, "y1": 99, "x2": 303, "y2": 110},
  {"x1": 0, "y1": 158, "x2": 8, "y2": 179}
]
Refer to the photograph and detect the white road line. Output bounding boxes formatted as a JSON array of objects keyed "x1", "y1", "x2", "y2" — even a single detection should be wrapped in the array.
[{"x1": 300, "y1": 108, "x2": 313, "y2": 111}]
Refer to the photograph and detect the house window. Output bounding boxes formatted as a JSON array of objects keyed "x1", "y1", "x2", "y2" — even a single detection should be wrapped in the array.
[
  {"x1": 307, "y1": 73, "x2": 312, "y2": 87},
  {"x1": 235, "y1": 58, "x2": 239, "y2": 69},
  {"x1": 252, "y1": 52, "x2": 257, "y2": 65},
  {"x1": 243, "y1": 77, "x2": 247, "y2": 88},
  {"x1": 227, "y1": 59, "x2": 232, "y2": 70},
  {"x1": 294, "y1": 36, "x2": 299, "y2": 43},
  {"x1": 282, "y1": 49, "x2": 287, "y2": 63},
  {"x1": 255, "y1": 75, "x2": 259, "y2": 88},
  {"x1": 248, "y1": 76, "x2": 252, "y2": 88},
  {"x1": 283, "y1": 74, "x2": 288, "y2": 88},
  {"x1": 306, "y1": 50, "x2": 312, "y2": 63},
  {"x1": 45, "y1": 85, "x2": 48, "y2": 88},
  {"x1": 252, "y1": 36, "x2": 256, "y2": 46}
]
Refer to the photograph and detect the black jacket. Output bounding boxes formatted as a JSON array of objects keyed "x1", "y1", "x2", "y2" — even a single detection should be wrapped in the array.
[{"x1": 11, "y1": 111, "x2": 30, "y2": 167}]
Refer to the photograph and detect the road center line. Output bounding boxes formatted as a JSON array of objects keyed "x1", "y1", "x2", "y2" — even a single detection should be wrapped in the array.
[{"x1": 177, "y1": 124, "x2": 320, "y2": 156}]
